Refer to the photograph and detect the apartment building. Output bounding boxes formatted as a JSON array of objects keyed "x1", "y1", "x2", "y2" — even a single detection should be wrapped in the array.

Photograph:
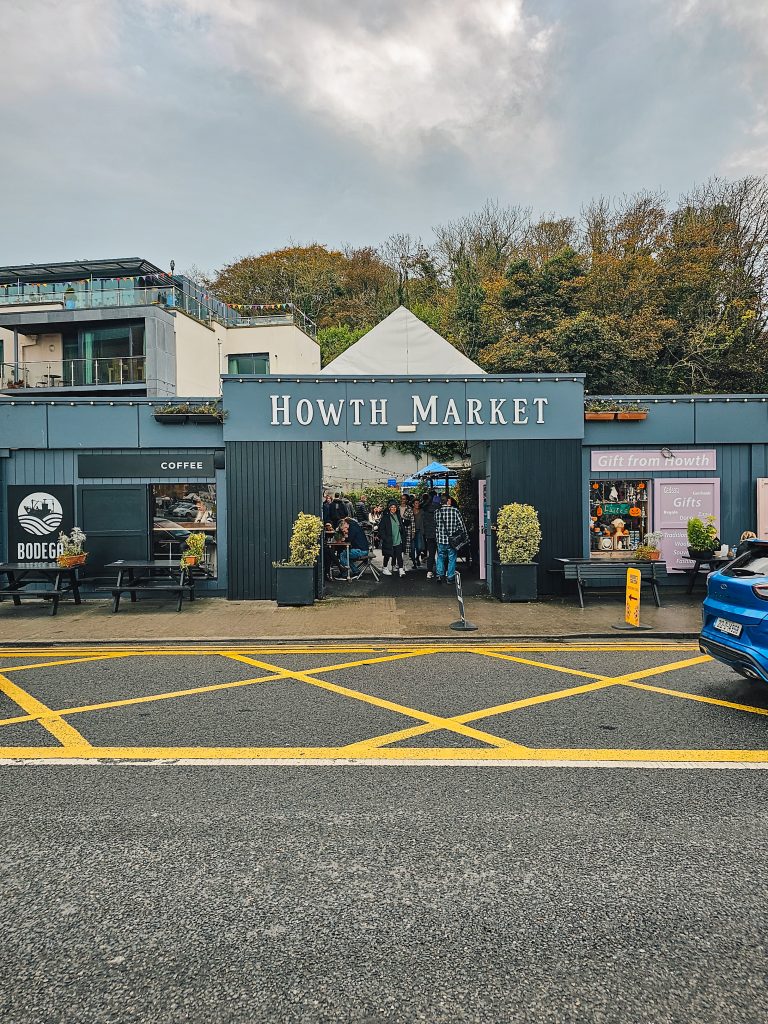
[{"x1": 0, "y1": 257, "x2": 320, "y2": 397}]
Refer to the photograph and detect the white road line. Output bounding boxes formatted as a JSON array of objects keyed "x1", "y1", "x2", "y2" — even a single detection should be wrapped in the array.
[{"x1": 1, "y1": 757, "x2": 767, "y2": 769}]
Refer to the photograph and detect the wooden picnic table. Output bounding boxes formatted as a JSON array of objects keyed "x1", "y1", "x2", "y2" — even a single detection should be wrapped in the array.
[
  {"x1": 102, "y1": 559, "x2": 195, "y2": 612},
  {"x1": 670, "y1": 555, "x2": 732, "y2": 594},
  {"x1": 0, "y1": 561, "x2": 83, "y2": 616}
]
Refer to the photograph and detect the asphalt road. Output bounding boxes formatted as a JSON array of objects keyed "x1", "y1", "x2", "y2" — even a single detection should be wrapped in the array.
[{"x1": 2, "y1": 644, "x2": 768, "y2": 1023}]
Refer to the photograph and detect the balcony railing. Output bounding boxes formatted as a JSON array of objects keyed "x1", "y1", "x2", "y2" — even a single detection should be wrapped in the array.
[
  {"x1": 2, "y1": 357, "x2": 146, "y2": 389},
  {"x1": 0, "y1": 286, "x2": 318, "y2": 336}
]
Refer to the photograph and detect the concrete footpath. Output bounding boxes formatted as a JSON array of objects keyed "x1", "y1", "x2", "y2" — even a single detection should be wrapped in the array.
[{"x1": 0, "y1": 592, "x2": 704, "y2": 643}]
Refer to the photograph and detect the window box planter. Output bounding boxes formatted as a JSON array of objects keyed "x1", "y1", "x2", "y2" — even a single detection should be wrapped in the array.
[
  {"x1": 57, "y1": 553, "x2": 87, "y2": 568},
  {"x1": 154, "y1": 413, "x2": 189, "y2": 424},
  {"x1": 275, "y1": 565, "x2": 315, "y2": 606},
  {"x1": 492, "y1": 561, "x2": 538, "y2": 602},
  {"x1": 584, "y1": 411, "x2": 616, "y2": 421},
  {"x1": 617, "y1": 411, "x2": 648, "y2": 421},
  {"x1": 188, "y1": 413, "x2": 221, "y2": 424}
]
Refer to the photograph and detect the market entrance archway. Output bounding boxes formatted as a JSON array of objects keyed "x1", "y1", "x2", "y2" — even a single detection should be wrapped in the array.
[{"x1": 221, "y1": 374, "x2": 586, "y2": 601}]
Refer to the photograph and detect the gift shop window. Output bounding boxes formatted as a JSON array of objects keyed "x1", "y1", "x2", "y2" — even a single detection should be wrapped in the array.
[
  {"x1": 151, "y1": 482, "x2": 217, "y2": 576},
  {"x1": 589, "y1": 479, "x2": 650, "y2": 557}
]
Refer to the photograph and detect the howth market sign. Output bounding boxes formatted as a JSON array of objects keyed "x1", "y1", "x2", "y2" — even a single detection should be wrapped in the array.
[{"x1": 222, "y1": 376, "x2": 585, "y2": 441}]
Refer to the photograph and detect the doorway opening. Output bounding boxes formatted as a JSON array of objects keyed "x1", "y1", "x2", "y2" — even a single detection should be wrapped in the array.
[{"x1": 320, "y1": 440, "x2": 489, "y2": 599}]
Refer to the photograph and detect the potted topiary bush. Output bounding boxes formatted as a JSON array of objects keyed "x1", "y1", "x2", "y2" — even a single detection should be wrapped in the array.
[
  {"x1": 687, "y1": 515, "x2": 718, "y2": 560},
  {"x1": 493, "y1": 503, "x2": 542, "y2": 602},
  {"x1": 274, "y1": 512, "x2": 323, "y2": 606}
]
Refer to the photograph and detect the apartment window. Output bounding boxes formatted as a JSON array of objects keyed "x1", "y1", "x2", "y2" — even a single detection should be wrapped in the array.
[{"x1": 228, "y1": 353, "x2": 269, "y2": 375}]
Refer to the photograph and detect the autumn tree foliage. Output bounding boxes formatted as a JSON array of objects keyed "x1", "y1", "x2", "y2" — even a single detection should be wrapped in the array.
[{"x1": 205, "y1": 177, "x2": 768, "y2": 392}]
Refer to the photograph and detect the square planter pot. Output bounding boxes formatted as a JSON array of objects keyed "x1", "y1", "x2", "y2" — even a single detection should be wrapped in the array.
[
  {"x1": 493, "y1": 561, "x2": 538, "y2": 602},
  {"x1": 275, "y1": 565, "x2": 315, "y2": 606}
]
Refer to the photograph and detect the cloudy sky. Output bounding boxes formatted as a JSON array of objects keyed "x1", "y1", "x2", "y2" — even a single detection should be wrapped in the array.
[{"x1": 2, "y1": 0, "x2": 767, "y2": 275}]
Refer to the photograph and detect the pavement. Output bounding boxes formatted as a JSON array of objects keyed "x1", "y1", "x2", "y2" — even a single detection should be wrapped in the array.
[
  {"x1": 2, "y1": 644, "x2": 768, "y2": 1023},
  {"x1": 0, "y1": 589, "x2": 705, "y2": 644}
]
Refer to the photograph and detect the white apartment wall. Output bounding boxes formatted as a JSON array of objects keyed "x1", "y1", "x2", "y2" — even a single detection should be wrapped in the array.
[
  {"x1": 173, "y1": 318, "x2": 321, "y2": 396},
  {"x1": 172, "y1": 312, "x2": 221, "y2": 396},
  {"x1": 222, "y1": 324, "x2": 320, "y2": 375}
]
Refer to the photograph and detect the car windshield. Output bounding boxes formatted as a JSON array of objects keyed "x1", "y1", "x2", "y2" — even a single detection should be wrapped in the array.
[{"x1": 723, "y1": 548, "x2": 768, "y2": 578}]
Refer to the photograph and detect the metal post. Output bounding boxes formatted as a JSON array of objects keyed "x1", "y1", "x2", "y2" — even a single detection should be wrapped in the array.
[{"x1": 450, "y1": 572, "x2": 478, "y2": 631}]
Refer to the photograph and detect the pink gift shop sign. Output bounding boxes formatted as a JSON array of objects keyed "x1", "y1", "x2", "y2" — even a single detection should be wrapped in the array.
[
  {"x1": 653, "y1": 478, "x2": 721, "y2": 569},
  {"x1": 591, "y1": 449, "x2": 717, "y2": 473}
]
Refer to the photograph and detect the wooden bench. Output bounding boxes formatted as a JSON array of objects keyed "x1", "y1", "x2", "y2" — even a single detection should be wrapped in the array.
[
  {"x1": 560, "y1": 560, "x2": 667, "y2": 609},
  {"x1": 0, "y1": 563, "x2": 83, "y2": 617},
  {"x1": 98, "y1": 560, "x2": 195, "y2": 613},
  {"x1": 106, "y1": 580, "x2": 194, "y2": 613}
]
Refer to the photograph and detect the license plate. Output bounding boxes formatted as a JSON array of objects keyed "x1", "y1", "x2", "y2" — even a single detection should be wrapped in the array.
[{"x1": 714, "y1": 617, "x2": 742, "y2": 637}]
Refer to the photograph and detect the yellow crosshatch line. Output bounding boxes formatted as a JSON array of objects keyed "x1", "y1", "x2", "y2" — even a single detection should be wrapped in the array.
[{"x1": 0, "y1": 644, "x2": 766, "y2": 763}]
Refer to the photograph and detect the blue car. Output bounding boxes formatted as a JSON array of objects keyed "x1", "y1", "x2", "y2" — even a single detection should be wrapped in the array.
[{"x1": 700, "y1": 540, "x2": 768, "y2": 683}]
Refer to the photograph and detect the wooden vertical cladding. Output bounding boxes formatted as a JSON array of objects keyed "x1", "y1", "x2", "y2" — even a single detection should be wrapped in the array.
[
  {"x1": 225, "y1": 441, "x2": 323, "y2": 600},
  {"x1": 489, "y1": 438, "x2": 584, "y2": 595}
]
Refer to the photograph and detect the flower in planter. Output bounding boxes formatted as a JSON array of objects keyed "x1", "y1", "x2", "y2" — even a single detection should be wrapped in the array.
[{"x1": 58, "y1": 526, "x2": 86, "y2": 556}]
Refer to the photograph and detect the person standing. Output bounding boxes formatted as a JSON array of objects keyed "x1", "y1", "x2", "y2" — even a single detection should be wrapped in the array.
[
  {"x1": 421, "y1": 491, "x2": 439, "y2": 578},
  {"x1": 322, "y1": 492, "x2": 334, "y2": 525},
  {"x1": 379, "y1": 500, "x2": 406, "y2": 577},
  {"x1": 329, "y1": 493, "x2": 347, "y2": 525},
  {"x1": 399, "y1": 495, "x2": 414, "y2": 567},
  {"x1": 411, "y1": 498, "x2": 425, "y2": 567},
  {"x1": 434, "y1": 495, "x2": 467, "y2": 584}
]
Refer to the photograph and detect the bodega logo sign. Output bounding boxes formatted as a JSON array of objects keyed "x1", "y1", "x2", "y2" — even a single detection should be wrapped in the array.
[{"x1": 8, "y1": 485, "x2": 74, "y2": 562}]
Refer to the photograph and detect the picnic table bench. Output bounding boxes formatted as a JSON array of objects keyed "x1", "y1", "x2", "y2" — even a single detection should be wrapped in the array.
[
  {"x1": 100, "y1": 560, "x2": 195, "y2": 612},
  {"x1": 555, "y1": 559, "x2": 667, "y2": 609},
  {"x1": 0, "y1": 561, "x2": 83, "y2": 616}
]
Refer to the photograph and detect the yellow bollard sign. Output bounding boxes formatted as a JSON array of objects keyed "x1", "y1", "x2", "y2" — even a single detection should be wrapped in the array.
[{"x1": 625, "y1": 567, "x2": 641, "y2": 627}]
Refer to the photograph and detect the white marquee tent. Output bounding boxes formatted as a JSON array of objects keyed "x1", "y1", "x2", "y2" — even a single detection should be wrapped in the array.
[{"x1": 321, "y1": 306, "x2": 485, "y2": 376}]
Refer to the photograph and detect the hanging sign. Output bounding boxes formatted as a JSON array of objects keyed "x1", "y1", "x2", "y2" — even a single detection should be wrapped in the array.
[
  {"x1": 591, "y1": 449, "x2": 717, "y2": 472},
  {"x1": 7, "y1": 485, "x2": 74, "y2": 563}
]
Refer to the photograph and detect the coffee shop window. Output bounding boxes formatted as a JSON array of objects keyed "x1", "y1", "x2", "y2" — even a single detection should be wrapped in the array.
[
  {"x1": 589, "y1": 479, "x2": 650, "y2": 556},
  {"x1": 151, "y1": 483, "x2": 217, "y2": 575}
]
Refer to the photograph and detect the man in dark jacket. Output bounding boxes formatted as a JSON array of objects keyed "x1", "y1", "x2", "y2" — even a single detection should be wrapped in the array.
[
  {"x1": 329, "y1": 493, "x2": 347, "y2": 525},
  {"x1": 338, "y1": 517, "x2": 370, "y2": 575},
  {"x1": 421, "y1": 491, "x2": 439, "y2": 578}
]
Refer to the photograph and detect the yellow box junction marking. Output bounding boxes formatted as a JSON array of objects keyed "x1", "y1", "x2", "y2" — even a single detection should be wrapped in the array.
[{"x1": 0, "y1": 644, "x2": 766, "y2": 763}]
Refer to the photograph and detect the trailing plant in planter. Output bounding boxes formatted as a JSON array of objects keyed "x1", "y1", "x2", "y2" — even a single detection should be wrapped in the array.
[
  {"x1": 57, "y1": 526, "x2": 87, "y2": 567},
  {"x1": 584, "y1": 399, "x2": 618, "y2": 421},
  {"x1": 154, "y1": 401, "x2": 226, "y2": 423},
  {"x1": 180, "y1": 532, "x2": 206, "y2": 567},
  {"x1": 687, "y1": 515, "x2": 718, "y2": 558},
  {"x1": 274, "y1": 512, "x2": 323, "y2": 606},
  {"x1": 617, "y1": 401, "x2": 649, "y2": 421},
  {"x1": 493, "y1": 503, "x2": 542, "y2": 602}
]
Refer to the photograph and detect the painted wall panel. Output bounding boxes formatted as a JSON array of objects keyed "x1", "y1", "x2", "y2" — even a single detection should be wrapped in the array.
[
  {"x1": 695, "y1": 400, "x2": 768, "y2": 444},
  {"x1": 488, "y1": 438, "x2": 583, "y2": 595},
  {"x1": 47, "y1": 404, "x2": 140, "y2": 447},
  {"x1": 226, "y1": 440, "x2": 323, "y2": 600},
  {"x1": 0, "y1": 404, "x2": 48, "y2": 447}
]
